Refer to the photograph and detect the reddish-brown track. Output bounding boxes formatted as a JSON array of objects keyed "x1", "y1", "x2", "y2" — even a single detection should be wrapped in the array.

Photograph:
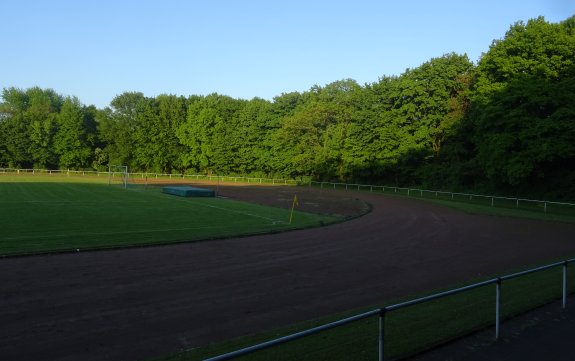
[{"x1": 1, "y1": 185, "x2": 574, "y2": 361}]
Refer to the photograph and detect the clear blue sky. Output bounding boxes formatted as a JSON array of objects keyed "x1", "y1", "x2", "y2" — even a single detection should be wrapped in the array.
[{"x1": 1, "y1": 0, "x2": 573, "y2": 108}]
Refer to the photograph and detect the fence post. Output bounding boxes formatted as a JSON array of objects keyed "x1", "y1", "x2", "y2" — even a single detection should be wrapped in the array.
[
  {"x1": 544, "y1": 202, "x2": 547, "y2": 214},
  {"x1": 407, "y1": 189, "x2": 410, "y2": 196},
  {"x1": 379, "y1": 308, "x2": 386, "y2": 361},
  {"x1": 491, "y1": 197, "x2": 494, "y2": 207},
  {"x1": 516, "y1": 199, "x2": 519, "y2": 208},
  {"x1": 563, "y1": 262, "x2": 568, "y2": 309},
  {"x1": 495, "y1": 278, "x2": 501, "y2": 340}
]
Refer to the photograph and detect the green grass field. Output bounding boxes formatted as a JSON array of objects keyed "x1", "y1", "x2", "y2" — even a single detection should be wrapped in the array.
[{"x1": 0, "y1": 176, "x2": 338, "y2": 256}]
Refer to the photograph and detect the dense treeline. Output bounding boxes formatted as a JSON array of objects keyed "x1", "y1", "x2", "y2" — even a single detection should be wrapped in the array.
[{"x1": 1, "y1": 16, "x2": 574, "y2": 199}]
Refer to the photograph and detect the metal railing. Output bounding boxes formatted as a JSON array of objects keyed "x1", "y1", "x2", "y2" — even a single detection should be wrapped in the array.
[
  {"x1": 0, "y1": 168, "x2": 298, "y2": 186},
  {"x1": 311, "y1": 181, "x2": 575, "y2": 215},
  {"x1": 205, "y1": 258, "x2": 575, "y2": 361}
]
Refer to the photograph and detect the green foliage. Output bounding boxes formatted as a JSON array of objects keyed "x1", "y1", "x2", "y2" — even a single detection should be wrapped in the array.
[
  {"x1": 469, "y1": 15, "x2": 575, "y2": 197},
  {"x1": 54, "y1": 97, "x2": 96, "y2": 169},
  {"x1": 1, "y1": 15, "x2": 574, "y2": 198}
]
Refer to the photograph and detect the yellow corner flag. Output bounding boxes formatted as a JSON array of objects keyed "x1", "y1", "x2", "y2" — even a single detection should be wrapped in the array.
[{"x1": 289, "y1": 194, "x2": 299, "y2": 224}]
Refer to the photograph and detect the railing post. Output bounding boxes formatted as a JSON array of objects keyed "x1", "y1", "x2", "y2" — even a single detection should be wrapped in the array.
[
  {"x1": 563, "y1": 262, "x2": 568, "y2": 309},
  {"x1": 379, "y1": 308, "x2": 386, "y2": 361},
  {"x1": 495, "y1": 278, "x2": 501, "y2": 340}
]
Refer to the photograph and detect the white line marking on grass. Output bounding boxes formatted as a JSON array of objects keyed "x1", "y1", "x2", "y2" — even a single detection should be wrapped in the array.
[
  {"x1": 201, "y1": 203, "x2": 285, "y2": 223},
  {"x1": 150, "y1": 192, "x2": 288, "y2": 224}
]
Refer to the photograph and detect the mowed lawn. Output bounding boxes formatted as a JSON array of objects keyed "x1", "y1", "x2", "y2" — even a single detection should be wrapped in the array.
[{"x1": 0, "y1": 177, "x2": 337, "y2": 256}]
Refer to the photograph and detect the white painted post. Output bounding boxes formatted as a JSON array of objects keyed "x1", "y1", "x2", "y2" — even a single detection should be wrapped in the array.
[
  {"x1": 379, "y1": 309, "x2": 386, "y2": 361},
  {"x1": 563, "y1": 262, "x2": 568, "y2": 309},
  {"x1": 495, "y1": 279, "x2": 501, "y2": 340}
]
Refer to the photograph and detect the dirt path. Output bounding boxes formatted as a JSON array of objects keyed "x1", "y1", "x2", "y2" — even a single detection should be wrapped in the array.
[{"x1": 1, "y1": 187, "x2": 575, "y2": 361}]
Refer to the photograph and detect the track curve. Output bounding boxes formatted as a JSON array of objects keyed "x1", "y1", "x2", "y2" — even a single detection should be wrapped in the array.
[{"x1": 1, "y1": 189, "x2": 575, "y2": 361}]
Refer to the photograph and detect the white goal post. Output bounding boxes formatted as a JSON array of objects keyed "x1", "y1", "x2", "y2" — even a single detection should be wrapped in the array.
[{"x1": 108, "y1": 165, "x2": 128, "y2": 189}]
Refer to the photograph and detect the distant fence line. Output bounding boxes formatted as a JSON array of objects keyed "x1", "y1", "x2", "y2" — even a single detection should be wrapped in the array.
[
  {"x1": 3, "y1": 168, "x2": 574, "y2": 214},
  {"x1": 0, "y1": 168, "x2": 298, "y2": 185},
  {"x1": 205, "y1": 258, "x2": 575, "y2": 361},
  {"x1": 310, "y1": 181, "x2": 575, "y2": 214}
]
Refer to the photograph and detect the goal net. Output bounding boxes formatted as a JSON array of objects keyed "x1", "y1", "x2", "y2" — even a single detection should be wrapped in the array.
[{"x1": 108, "y1": 165, "x2": 128, "y2": 189}]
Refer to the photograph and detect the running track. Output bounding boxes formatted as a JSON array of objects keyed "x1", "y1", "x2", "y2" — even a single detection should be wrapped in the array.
[{"x1": 1, "y1": 191, "x2": 574, "y2": 361}]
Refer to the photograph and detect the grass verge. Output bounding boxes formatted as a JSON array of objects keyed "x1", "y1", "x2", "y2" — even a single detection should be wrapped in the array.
[{"x1": 317, "y1": 184, "x2": 575, "y2": 224}]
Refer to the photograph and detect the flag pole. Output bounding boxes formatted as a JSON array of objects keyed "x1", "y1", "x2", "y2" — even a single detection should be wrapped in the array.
[{"x1": 289, "y1": 194, "x2": 298, "y2": 224}]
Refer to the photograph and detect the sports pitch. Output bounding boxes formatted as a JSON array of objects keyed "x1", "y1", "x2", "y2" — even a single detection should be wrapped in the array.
[{"x1": 0, "y1": 176, "x2": 338, "y2": 256}]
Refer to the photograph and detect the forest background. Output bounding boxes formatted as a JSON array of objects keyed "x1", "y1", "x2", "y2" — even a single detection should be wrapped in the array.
[{"x1": 1, "y1": 16, "x2": 574, "y2": 199}]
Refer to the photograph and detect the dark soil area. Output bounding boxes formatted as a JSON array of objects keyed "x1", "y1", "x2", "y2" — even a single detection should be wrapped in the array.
[{"x1": 1, "y1": 185, "x2": 575, "y2": 361}]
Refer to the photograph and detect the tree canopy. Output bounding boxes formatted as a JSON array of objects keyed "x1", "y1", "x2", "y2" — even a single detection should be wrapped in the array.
[{"x1": 1, "y1": 15, "x2": 574, "y2": 199}]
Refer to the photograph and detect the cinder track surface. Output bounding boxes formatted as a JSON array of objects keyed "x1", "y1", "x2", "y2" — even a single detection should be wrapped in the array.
[{"x1": 1, "y1": 186, "x2": 574, "y2": 361}]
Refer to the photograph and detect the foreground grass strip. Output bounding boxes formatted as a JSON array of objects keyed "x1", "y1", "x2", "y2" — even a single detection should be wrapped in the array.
[
  {"x1": 0, "y1": 179, "x2": 338, "y2": 256},
  {"x1": 152, "y1": 262, "x2": 575, "y2": 361}
]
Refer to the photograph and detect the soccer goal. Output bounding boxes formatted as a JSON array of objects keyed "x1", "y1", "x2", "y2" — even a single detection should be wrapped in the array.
[{"x1": 108, "y1": 165, "x2": 129, "y2": 189}]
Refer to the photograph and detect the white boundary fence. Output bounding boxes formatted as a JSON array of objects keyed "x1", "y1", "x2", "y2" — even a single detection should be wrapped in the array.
[
  {"x1": 3, "y1": 168, "x2": 573, "y2": 213},
  {"x1": 311, "y1": 181, "x2": 575, "y2": 215},
  {"x1": 205, "y1": 258, "x2": 575, "y2": 361},
  {"x1": 0, "y1": 168, "x2": 298, "y2": 186}
]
